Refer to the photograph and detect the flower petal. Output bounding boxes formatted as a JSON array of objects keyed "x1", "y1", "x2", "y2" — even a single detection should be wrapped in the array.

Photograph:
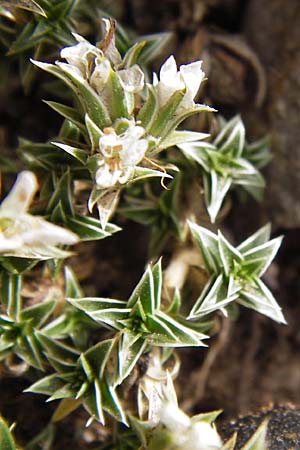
[{"x1": 0, "y1": 171, "x2": 37, "y2": 217}]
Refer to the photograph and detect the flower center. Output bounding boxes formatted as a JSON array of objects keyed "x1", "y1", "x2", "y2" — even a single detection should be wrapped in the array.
[{"x1": 101, "y1": 128, "x2": 124, "y2": 172}]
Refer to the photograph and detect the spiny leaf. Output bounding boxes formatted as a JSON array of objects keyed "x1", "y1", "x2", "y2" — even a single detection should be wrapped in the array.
[{"x1": 0, "y1": 416, "x2": 17, "y2": 450}]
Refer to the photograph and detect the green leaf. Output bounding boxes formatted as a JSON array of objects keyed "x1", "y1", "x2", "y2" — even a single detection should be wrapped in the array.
[
  {"x1": 0, "y1": 416, "x2": 17, "y2": 450},
  {"x1": 191, "y1": 410, "x2": 223, "y2": 424},
  {"x1": 64, "y1": 266, "x2": 83, "y2": 298},
  {"x1": 149, "y1": 89, "x2": 185, "y2": 137},
  {"x1": 2, "y1": 0, "x2": 46, "y2": 16},
  {"x1": 152, "y1": 259, "x2": 163, "y2": 311},
  {"x1": 214, "y1": 116, "x2": 245, "y2": 158},
  {"x1": 222, "y1": 434, "x2": 237, "y2": 450},
  {"x1": 20, "y1": 300, "x2": 55, "y2": 328},
  {"x1": 45, "y1": 101, "x2": 84, "y2": 130},
  {"x1": 127, "y1": 264, "x2": 155, "y2": 314},
  {"x1": 243, "y1": 136, "x2": 271, "y2": 169},
  {"x1": 106, "y1": 66, "x2": 129, "y2": 120},
  {"x1": 65, "y1": 215, "x2": 121, "y2": 241},
  {"x1": 26, "y1": 374, "x2": 65, "y2": 396},
  {"x1": 47, "y1": 170, "x2": 74, "y2": 216},
  {"x1": 241, "y1": 418, "x2": 269, "y2": 450},
  {"x1": 84, "y1": 339, "x2": 114, "y2": 379},
  {"x1": 177, "y1": 141, "x2": 215, "y2": 172},
  {"x1": 85, "y1": 114, "x2": 102, "y2": 154},
  {"x1": 88, "y1": 187, "x2": 120, "y2": 230},
  {"x1": 147, "y1": 312, "x2": 207, "y2": 347},
  {"x1": 161, "y1": 103, "x2": 215, "y2": 142},
  {"x1": 137, "y1": 85, "x2": 158, "y2": 130},
  {"x1": 101, "y1": 378, "x2": 127, "y2": 424},
  {"x1": 166, "y1": 288, "x2": 182, "y2": 315},
  {"x1": 132, "y1": 166, "x2": 172, "y2": 183},
  {"x1": 237, "y1": 224, "x2": 271, "y2": 253},
  {"x1": 159, "y1": 130, "x2": 209, "y2": 151},
  {"x1": 33, "y1": 60, "x2": 111, "y2": 128},
  {"x1": 122, "y1": 41, "x2": 146, "y2": 67},
  {"x1": 189, "y1": 274, "x2": 239, "y2": 319},
  {"x1": 51, "y1": 398, "x2": 81, "y2": 422},
  {"x1": 241, "y1": 236, "x2": 283, "y2": 277},
  {"x1": 239, "y1": 278, "x2": 286, "y2": 324},
  {"x1": 16, "y1": 332, "x2": 45, "y2": 369},
  {"x1": 51, "y1": 142, "x2": 87, "y2": 164},
  {"x1": 67, "y1": 298, "x2": 129, "y2": 330},
  {"x1": 203, "y1": 171, "x2": 232, "y2": 223},
  {"x1": 188, "y1": 221, "x2": 220, "y2": 273},
  {"x1": 36, "y1": 332, "x2": 79, "y2": 365},
  {"x1": 0, "y1": 273, "x2": 21, "y2": 320},
  {"x1": 218, "y1": 231, "x2": 243, "y2": 276},
  {"x1": 116, "y1": 331, "x2": 146, "y2": 385}
]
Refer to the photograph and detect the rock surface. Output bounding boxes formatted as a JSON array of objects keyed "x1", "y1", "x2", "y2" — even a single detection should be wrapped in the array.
[{"x1": 243, "y1": 0, "x2": 300, "y2": 228}]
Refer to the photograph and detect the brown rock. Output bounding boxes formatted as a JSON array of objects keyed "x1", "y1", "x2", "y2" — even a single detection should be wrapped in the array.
[{"x1": 243, "y1": 0, "x2": 300, "y2": 228}]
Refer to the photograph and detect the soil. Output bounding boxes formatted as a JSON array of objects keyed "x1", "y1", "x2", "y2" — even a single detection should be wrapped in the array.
[{"x1": 1, "y1": 0, "x2": 300, "y2": 448}]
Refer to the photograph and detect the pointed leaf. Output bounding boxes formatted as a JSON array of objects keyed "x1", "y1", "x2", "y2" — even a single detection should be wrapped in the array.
[
  {"x1": 51, "y1": 398, "x2": 81, "y2": 422},
  {"x1": 242, "y1": 236, "x2": 283, "y2": 277},
  {"x1": 127, "y1": 265, "x2": 155, "y2": 314},
  {"x1": 116, "y1": 331, "x2": 146, "y2": 385},
  {"x1": 241, "y1": 418, "x2": 269, "y2": 450},
  {"x1": 20, "y1": 300, "x2": 55, "y2": 328},
  {"x1": 65, "y1": 215, "x2": 121, "y2": 241},
  {"x1": 0, "y1": 416, "x2": 17, "y2": 450},
  {"x1": 85, "y1": 339, "x2": 114, "y2": 379},
  {"x1": 101, "y1": 378, "x2": 127, "y2": 424},
  {"x1": 0, "y1": 273, "x2": 21, "y2": 320},
  {"x1": 36, "y1": 332, "x2": 79, "y2": 365},
  {"x1": 45, "y1": 101, "x2": 84, "y2": 130},
  {"x1": 239, "y1": 278, "x2": 286, "y2": 324},
  {"x1": 64, "y1": 266, "x2": 82, "y2": 298},
  {"x1": 218, "y1": 231, "x2": 243, "y2": 276},
  {"x1": 147, "y1": 312, "x2": 207, "y2": 347},
  {"x1": 51, "y1": 142, "x2": 87, "y2": 164},
  {"x1": 137, "y1": 84, "x2": 158, "y2": 129},
  {"x1": 188, "y1": 221, "x2": 220, "y2": 273},
  {"x1": 204, "y1": 171, "x2": 232, "y2": 223},
  {"x1": 238, "y1": 224, "x2": 271, "y2": 253},
  {"x1": 67, "y1": 297, "x2": 129, "y2": 330},
  {"x1": 189, "y1": 275, "x2": 239, "y2": 319},
  {"x1": 159, "y1": 130, "x2": 209, "y2": 151},
  {"x1": 149, "y1": 89, "x2": 185, "y2": 137},
  {"x1": 214, "y1": 116, "x2": 245, "y2": 158},
  {"x1": 26, "y1": 374, "x2": 65, "y2": 396},
  {"x1": 85, "y1": 114, "x2": 102, "y2": 154},
  {"x1": 132, "y1": 166, "x2": 172, "y2": 183}
]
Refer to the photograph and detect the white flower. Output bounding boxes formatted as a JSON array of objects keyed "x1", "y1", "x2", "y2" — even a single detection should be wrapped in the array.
[
  {"x1": 151, "y1": 375, "x2": 222, "y2": 450},
  {"x1": 154, "y1": 55, "x2": 205, "y2": 111},
  {"x1": 0, "y1": 171, "x2": 78, "y2": 259},
  {"x1": 60, "y1": 34, "x2": 144, "y2": 115},
  {"x1": 95, "y1": 122, "x2": 148, "y2": 189},
  {"x1": 159, "y1": 401, "x2": 222, "y2": 450},
  {"x1": 60, "y1": 33, "x2": 103, "y2": 80}
]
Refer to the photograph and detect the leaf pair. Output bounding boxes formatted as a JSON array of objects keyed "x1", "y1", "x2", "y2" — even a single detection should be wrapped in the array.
[
  {"x1": 179, "y1": 116, "x2": 270, "y2": 222},
  {"x1": 68, "y1": 259, "x2": 208, "y2": 386},
  {"x1": 189, "y1": 222, "x2": 285, "y2": 324}
]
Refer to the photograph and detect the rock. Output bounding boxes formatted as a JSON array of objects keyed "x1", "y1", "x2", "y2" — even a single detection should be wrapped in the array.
[
  {"x1": 243, "y1": 0, "x2": 300, "y2": 228},
  {"x1": 220, "y1": 405, "x2": 300, "y2": 449}
]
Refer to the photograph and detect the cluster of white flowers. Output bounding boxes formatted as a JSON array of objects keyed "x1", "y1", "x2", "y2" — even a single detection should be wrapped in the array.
[
  {"x1": 0, "y1": 171, "x2": 78, "y2": 258},
  {"x1": 58, "y1": 26, "x2": 205, "y2": 194}
]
